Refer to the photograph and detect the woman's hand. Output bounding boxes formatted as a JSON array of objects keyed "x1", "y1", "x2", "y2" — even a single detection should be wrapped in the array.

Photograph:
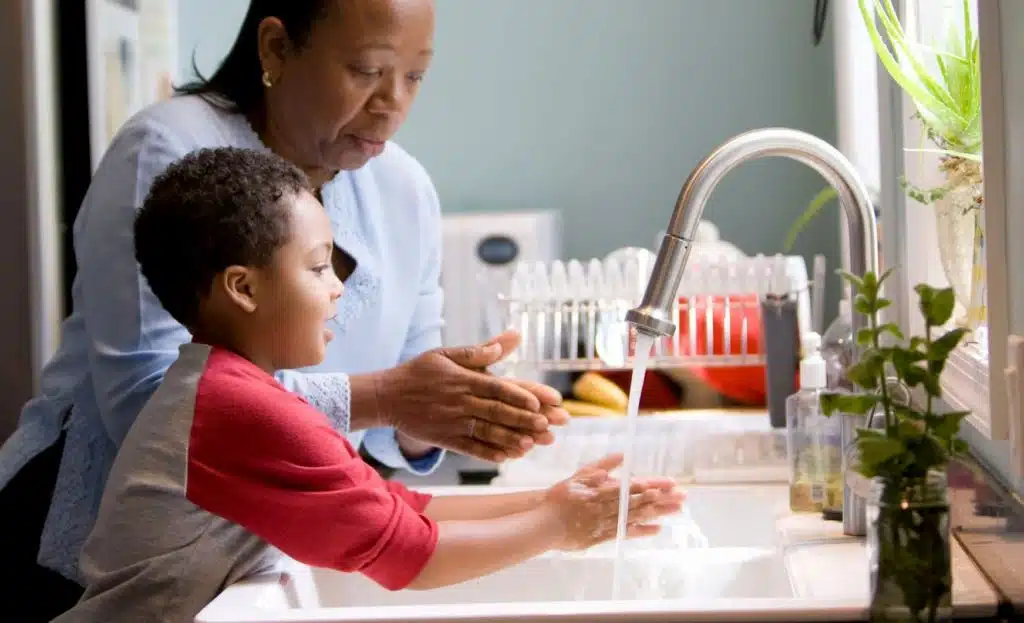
[
  {"x1": 542, "y1": 454, "x2": 685, "y2": 552},
  {"x1": 376, "y1": 331, "x2": 570, "y2": 463}
]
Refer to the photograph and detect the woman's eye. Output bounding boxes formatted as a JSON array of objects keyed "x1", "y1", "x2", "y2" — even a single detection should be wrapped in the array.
[
  {"x1": 312, "y1": 265, "x2": 331, "y2": 275},
  {"x1": 407, "y1": 71, "x2": 425, "y2": 83}
]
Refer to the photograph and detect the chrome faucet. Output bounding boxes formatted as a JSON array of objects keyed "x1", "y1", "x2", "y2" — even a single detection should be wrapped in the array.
[{"x1": 625, "y1": 128, "x2": 879, "y2": 536}]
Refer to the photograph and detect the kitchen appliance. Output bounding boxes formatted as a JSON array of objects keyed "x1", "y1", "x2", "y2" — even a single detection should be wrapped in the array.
[{"x1": 440, "y1": 211, "x2": 563, "y2": 351}]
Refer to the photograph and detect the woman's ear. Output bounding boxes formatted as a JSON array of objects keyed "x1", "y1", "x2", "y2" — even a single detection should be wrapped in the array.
[
  {"x1": 220, "y1": 266, "x2": 259, "y2": 314},
  {"x1": 256, "y1": 16, "x2": 293, "y2": 82}
]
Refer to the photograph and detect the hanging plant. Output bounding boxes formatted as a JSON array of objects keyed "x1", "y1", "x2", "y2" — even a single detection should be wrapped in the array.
[{"x1": 783, "y1": 0, "x2": 981, "y2": 253}]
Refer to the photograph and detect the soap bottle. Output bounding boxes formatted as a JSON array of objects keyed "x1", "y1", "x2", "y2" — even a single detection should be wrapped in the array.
[
  {"x1": 786, "y1": 332, "x2": 843, "y2": 513},
  {"x1": 822, "y1": 298, "x2": 855, "y2": 392}
]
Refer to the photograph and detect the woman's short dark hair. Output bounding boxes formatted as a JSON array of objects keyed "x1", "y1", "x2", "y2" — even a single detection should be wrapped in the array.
[
  {"x1": 175, "y1": 1, "x2": 332, "y2": 114},
  {"x1": 134, "y1": 147, "x2": 312, "y2": 328}
]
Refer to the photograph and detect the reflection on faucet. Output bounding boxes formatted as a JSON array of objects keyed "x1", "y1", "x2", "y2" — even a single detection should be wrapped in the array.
[{"x1": 626, "y1": 128, "x2": 879, "y2": 536}]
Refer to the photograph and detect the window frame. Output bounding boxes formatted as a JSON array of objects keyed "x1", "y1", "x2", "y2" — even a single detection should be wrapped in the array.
[{"x1": 880, "y1": 0, "x2": 1007, "y2": 441}]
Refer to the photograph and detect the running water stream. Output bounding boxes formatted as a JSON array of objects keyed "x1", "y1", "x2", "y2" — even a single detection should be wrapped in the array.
[{"x1": 610, "y1": 333, "x2": 655, "y2": 599}]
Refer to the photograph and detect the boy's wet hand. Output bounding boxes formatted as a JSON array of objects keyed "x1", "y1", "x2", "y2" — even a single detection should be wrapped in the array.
[{"x1": 543, "y1": 454, "x2": 685, "y2": 551}]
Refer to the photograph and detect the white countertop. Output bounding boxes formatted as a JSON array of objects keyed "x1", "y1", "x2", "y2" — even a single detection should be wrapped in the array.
[{"x1": 777, "y1": 512, "x2": 999, "y2": 617}]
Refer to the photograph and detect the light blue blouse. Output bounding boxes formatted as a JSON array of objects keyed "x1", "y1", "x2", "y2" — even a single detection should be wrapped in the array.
[{"x1": 0, "y1": 95, "x2": 446, "y2": 583}]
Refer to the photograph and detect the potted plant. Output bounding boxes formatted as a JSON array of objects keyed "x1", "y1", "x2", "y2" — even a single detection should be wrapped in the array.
[
  {"x1": 821, "y1": 268, "x2": 969, "y2": 622},
  {"x1": 785, "y1": 0, "x2": 984, "y2": 328}
]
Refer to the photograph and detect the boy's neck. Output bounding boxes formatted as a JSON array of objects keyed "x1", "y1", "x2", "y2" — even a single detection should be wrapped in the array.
[{"x1": 190, "y1": 327, "x2": 276, "y2": 376}]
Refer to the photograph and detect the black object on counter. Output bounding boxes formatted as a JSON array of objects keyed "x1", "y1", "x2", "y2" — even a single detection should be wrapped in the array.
[{"x1": 761, "y1": 294, "x2": 802, "y2": 429}]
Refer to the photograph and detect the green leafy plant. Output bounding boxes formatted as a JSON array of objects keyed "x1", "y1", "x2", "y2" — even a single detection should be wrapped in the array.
[
  {"x1": 783, "y1": 0, "x2": 981, "y2": 252},
  {"x1": 820, "y1": 268, "x2": 969, "y2": 621}
]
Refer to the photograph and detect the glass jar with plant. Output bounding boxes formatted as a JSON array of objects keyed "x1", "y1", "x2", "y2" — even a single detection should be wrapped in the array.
[
  {"x1": 821, "y1": 268, "x2": 969, "y2": 622},
  {"x1": 785, "y1": 0, "x2": 984, "y2": 328}
]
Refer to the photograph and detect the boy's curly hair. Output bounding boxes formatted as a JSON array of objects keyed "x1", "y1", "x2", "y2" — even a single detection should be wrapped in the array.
[{"x1": 134, "y1": 147, "x2": 312, "y2": 328}]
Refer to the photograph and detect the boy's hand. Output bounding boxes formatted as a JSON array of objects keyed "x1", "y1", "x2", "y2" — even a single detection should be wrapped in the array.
[{"x1": 542, "y1": 454, "x2": 685, "y2": 552}]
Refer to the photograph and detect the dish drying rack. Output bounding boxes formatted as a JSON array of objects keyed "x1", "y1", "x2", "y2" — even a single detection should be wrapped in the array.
[
  {"x1": 473, "y1": 250, "x2": 825, "y2": 489},
  {"x1": 495, "y1": 252, "x2": 814, "y2": 373}
]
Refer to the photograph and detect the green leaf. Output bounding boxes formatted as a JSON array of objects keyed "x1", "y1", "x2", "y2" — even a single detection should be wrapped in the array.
[
  {"x1": 930, "y1": 328, "x2": 967, "y2": 360},
  {"x1": 848, "y1": 351, "x2": 886, "y2": 389},
  {"x1": 854, "y1": 294, "x2": 874, "y2": 315},
  {"x1": 878, "y1": 322, "x2": 905, "y2": 340},
  {"x1": 918, "y1": 286, "x2": 956, "y2": 327},
  {"x1": 821, "y1": 392, "x2": 879, "y2": 416},
  {"x1": 783, "y1": 187, "x2": 837, "y2": 252},
  {"x1": 893, "y1": 404, "x2": 926, "y2": 421},
  {"x1": 898, "y1": 418, "x2": 925, "y2": 439},
  {"x1": 932, "y1": 410, "x2": 971, "y2": 439},
  {"x1": 862, "y1": 271, "x2": 879, "y2": 292},
  {"x1": 951, "y1": 438, "x2": 969, "y2": 455},
  {"x1": 857, "y1": 435, "x2": 906, "y2": 471},
  {"x1": 856, "y1": 328, "x2": 874, "y2": 347},
  {"x1": 902, "y1": 365, "x2": 928, "y2": 389},
  {"x1": 891, "y1": 347, "x2": 926, "y2": 377},
  {"x1": 837, "y1": 269, "x2": 865, "y2": 291}
]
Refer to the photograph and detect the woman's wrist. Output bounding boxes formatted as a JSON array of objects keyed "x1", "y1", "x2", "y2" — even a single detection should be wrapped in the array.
[
  {"x1": 347, "y1": 371, "x2": 391, "y2": 431},
  {"x1": 397, "y1": 431, "x2": 435, "y2": 459}
]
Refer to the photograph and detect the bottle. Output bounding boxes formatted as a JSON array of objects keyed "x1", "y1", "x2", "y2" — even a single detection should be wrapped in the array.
[
  {"x1": 822, "y1": 298, "x2": 855, "y2": 392},
  {"x1": 786, "y1": 332, "x2": 843, "y2": 513}
]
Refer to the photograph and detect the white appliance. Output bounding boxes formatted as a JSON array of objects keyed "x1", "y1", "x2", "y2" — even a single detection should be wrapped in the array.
[{"x1": 440, "y1": 211, "x2": 562, "y2": 349}]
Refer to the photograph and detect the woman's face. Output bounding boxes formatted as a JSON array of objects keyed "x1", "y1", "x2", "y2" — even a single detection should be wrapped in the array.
[{"x1": 259, "y1": 0, "x2": 435, "y2": 175}]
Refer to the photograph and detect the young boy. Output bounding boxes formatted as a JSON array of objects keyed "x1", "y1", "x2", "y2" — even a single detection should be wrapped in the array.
[{"x1": 55, "y1": 147, "x2": 684, "y2": 622}]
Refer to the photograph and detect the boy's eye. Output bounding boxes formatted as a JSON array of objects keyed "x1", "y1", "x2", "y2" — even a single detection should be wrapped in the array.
[{"x1": 351, "y1": 66, "x2": 381, "y2": 78}]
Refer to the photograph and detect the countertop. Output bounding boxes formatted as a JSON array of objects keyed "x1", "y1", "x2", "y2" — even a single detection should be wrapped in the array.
[{"x1": 777, "y1": 513, "x2": 1000, "y2": 620}]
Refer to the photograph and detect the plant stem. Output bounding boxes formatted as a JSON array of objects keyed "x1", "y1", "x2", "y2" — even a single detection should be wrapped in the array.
[
  {"x1": 868, "y1": 298, "x2": 895, "y2": 433},
  {"x1": 925, "y1": 323, "x2": 934, "y2": 434}
]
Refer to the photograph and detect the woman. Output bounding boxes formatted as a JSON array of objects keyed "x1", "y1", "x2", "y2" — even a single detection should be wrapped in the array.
[{"x1": 0, "y1": 1, "x2": 567, "y2": 620}]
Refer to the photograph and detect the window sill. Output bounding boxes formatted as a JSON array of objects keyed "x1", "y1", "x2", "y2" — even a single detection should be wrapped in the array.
[{"x1": 942, "y1": 337, "x2": 992, "y2": 438}]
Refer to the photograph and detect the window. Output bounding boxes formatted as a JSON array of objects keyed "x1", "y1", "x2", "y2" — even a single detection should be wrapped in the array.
[
  {"x1": 837, "y1": 0, "x2": 1004, "y2": 441},
  {"x1": 894, "y1": 0, "x2": 998, "y2": 438}
]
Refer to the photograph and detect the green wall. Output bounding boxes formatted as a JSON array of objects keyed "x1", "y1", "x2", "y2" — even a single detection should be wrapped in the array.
[{"x1": 179, "y1": 0, "x2": 840, "y2": 312}]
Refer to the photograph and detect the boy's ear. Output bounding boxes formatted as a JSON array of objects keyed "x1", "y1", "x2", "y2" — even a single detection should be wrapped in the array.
[{"x1": 220, "y1": 266, "x2": 259, "y2": 314}]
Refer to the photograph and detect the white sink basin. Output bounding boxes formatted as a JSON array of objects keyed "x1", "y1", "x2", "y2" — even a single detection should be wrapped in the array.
[
  {"x1": 197, "y1": 484, "x2": 808, "y2": 622},
  {"x1": 304, "y1": 546, "x2": 789, "y2": 607}
]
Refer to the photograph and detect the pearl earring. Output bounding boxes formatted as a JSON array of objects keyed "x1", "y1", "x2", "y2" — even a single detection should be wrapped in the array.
[{"x1": 261, "y1": 71, "x2": 274, "y2": 88}]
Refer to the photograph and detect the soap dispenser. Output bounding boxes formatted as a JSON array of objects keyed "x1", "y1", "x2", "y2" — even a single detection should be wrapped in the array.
[{"x1": 786, "y1": 331, "x2": 843, "y2": 513}]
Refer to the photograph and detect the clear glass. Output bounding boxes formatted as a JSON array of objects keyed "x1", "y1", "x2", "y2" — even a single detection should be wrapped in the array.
[
  {"x1": 821, "y1": 311, "x2": 855, "y2": 392},
  {"x1": 866, "y1": 470, "x2": 952, "y2": 622},
  {"x1": 785, "y1": 389, "x2": 843, "y2": 513}
]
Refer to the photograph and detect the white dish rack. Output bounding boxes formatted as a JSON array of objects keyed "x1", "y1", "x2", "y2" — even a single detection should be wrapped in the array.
[
  {"x1": 488, "y1": 251, "x2": 816, "y2": 488},
  {"x1": 494, "y1": 252, "x2": 813, "y2": 373}
]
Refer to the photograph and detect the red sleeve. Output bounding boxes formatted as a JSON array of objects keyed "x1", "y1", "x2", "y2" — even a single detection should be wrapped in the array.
[{"x1": 184, "y1": 358, "x2": 438, "y2": 591}]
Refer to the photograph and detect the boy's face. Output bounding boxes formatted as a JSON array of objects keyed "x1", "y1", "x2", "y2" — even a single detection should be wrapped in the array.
[{"x1": 252, "y1": 191, "x2": 344, "y2": 370}]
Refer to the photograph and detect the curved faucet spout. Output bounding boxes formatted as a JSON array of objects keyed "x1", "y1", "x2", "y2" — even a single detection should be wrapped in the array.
[
  {"x1": 626, "y1": 127, "x2": 880, "y2": 537},
  {"x1": 625, "y1": 127, "x2": 878, "y2": 338}
]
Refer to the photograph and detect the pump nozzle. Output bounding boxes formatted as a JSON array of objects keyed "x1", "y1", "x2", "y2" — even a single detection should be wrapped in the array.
[{"x1": 800, "y1": 331, "x2": 826, "y2": 390}]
